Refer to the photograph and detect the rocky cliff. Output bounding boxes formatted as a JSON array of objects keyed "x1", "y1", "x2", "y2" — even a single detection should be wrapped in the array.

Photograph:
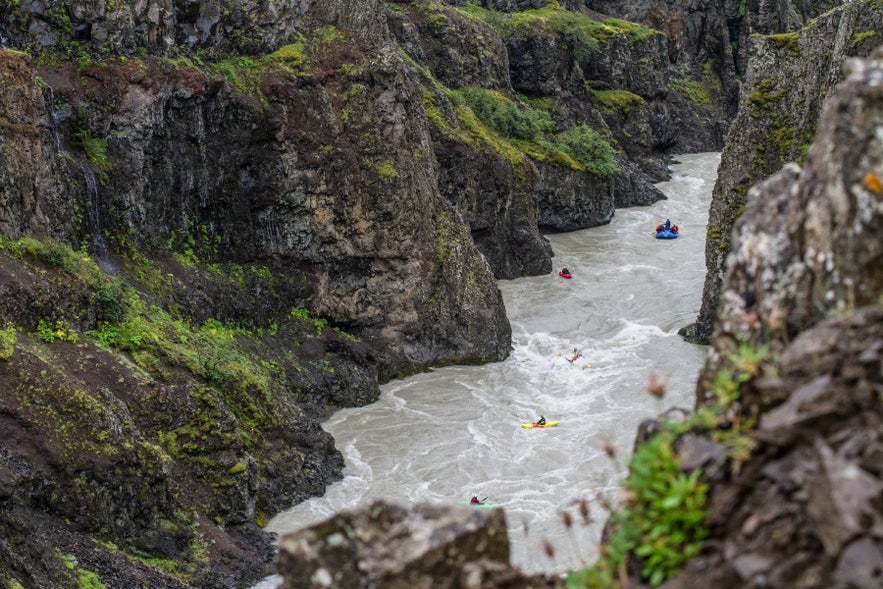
[
  {"x1": 687, "y1": 0, "x2": 883, "y2": 343},
  {"x1": 0, "y1": 1, "x2": 738, "y2": 587},
  {"x1": 274, "y1": 41, "x2": 883, "y2": 589},
  {"x1": 658, "y1": 44, "x2": 883, "y2": 589}
]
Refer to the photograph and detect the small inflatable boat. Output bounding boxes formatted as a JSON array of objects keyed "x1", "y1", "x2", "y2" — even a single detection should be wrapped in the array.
[
  {"x1": 655, "y1": 229, "x2": 678, "y2": 239},
  {"x1": 558, "y1": 271, "x2": 572, "y2": 279},
  {"x1": 655, "y1": 223, "x2": 679, "y2": 239}
]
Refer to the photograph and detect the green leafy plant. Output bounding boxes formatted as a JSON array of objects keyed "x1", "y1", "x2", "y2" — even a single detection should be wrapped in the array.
[
  {"x1": 553, "y1": 124, "x2": 618, "y2": 177},
  {"x1": 75, "y1": 130, "x2": 113, "y2": 183},
  {"x1": 453, "y1": 86, "x2": 554, "y2": 141},
  {"x1": 451, "y1": 86, "x2": 617, "y2": 175},
  {"x1": 91, "y1": 278, "x2": 127, "y2": 325},
  {"x1": 289, "y1": 307, "x2": 328, "y2": 331},
  {"x1": 35, "y1": 319, "x2": 79, "y2": 343},
  {"x1": 607, "y1": 432, "x2": 709, "y2": 586},
  {"x1": 0, "y1": 324, "x2": 16, "y2": 360},
  {"x1": 289, "y1": 307, "x2": 310, "y2": 321}
]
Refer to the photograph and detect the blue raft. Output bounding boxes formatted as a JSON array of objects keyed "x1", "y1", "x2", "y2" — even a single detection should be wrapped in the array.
[{"x1": 655, "y1": 228, "x2": 679, "y2": 239}]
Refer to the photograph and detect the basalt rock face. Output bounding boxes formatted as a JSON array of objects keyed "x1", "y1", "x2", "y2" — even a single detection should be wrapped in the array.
[
  {"x1": 275, "y1": 500, "x2": 562, "y2": 589},
  {"x1": 658, "y1": 47, "x2": 883, "y2": 589},
  {"x1": 700, "y1": 43, "x2": 883, "y2": 385},
  {"x1": 583, "y1": 0, "x2": 844, "y2": 122},
  {"x1": 387, "y1": 3, "x2": 553, "y2": 278},
  {"x1": 388, "y1": 1, "x2": 666, "y2": 276},
  {"x1": 2, "y1": 5, "x2": 514, "y2": 379},
  {"x1": 0, "y1": 2, "x2": 777, "y2": 589},
  {"x1": 687, "y1": 0, "x2": 883, "y2": 344},
  {"x1": 0, "y1": 4, "x2": 510, "y2": 588},
  {"x1": 658, "y1": 309, "x2": 883, "y2": 589}
]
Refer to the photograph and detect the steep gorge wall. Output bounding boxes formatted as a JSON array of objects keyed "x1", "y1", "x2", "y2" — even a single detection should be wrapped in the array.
[
  {"x1": 661, "y1": 45, "x2": 883, "y2": 589},
  {"x1": 0, "y1": 1, "x2": 782, "y2": 587},
  {"x1": 272, "y1": 43, "x2": 883, "y2": 589},
  {"x1": 688, "y1": 0, "x2": 883, "y2": 343},
  {"x1": 1, "y1": 1, "x2": 514, "y2": 378},
  {"x1": 0, "y1": 2, "x2": 516, "y2": 587}
]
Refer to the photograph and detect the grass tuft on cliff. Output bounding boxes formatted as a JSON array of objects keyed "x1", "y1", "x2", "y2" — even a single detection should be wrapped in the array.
[{"x1": 451, "y1": 85, "x2": 618, "y2": 176}]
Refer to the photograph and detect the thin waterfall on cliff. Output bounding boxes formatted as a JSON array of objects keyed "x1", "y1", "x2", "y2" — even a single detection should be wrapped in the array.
[{"x1": 43, "y1": 85, "x2": 114, "y2": 272}]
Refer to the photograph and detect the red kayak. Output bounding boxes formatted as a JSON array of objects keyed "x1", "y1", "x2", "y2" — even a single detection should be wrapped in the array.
[{"x1": 558, "y1": 271, "x2": 572, "y2": 279}]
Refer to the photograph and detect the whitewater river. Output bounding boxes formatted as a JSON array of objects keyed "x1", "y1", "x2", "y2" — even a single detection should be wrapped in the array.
[{"x1": 252, "y1": 152, "x2": 719, "y2": 586}]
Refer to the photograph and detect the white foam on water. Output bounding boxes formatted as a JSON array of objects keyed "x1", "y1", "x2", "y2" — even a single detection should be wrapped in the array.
[{"x1": 252, "y1": 153, "x2": 719, "y2": 585}]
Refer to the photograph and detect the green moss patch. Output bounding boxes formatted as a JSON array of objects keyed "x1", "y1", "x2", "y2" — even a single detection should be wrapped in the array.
[{"x1": 589, "y1": 87, "x2": 645, "y2": 116}]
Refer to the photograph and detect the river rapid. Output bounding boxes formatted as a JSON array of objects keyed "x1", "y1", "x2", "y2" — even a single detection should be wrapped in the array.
[{"x1": 253, "y1": 152, "x2": 720, "y2": 585}]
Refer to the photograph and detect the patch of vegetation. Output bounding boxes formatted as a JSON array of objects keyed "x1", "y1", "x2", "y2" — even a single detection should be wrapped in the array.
[
  {"x1": 61, "y1": 554, "x2": 106, "y2": 589},
  {"x1": 451, "y1": 86, "x2": 617, "y2": 176},
  {"x1": 766, "y1": 32, "x2": 799, "y2": 55},
  {"x1": 453, "y1": 86, "x2": 554, "y2": 141},
  {"x1": 416, "y1": 73, "x2": 527, "y2": 169},
  {"x1": 11, "y1": 235, "x2": 87, "y2": 275},
  {"x1": 211, "y1": 55, "x2": 267, "y2": 105},
  {"x1": 547, "y1": 10, "x2": 601, "y2": 62},
  {"x1": 669, "y1": 76, "x2": 711, "y2": 106},
  {"x1": 551, "y1": 124, "x2": 618, "y2": 177},
  {"x1": 34, "y1": 319, "x2": 80, "y2": 343},
  {"x1": 315, "y1": 25, "x2": 343, "y2": 44},
  {"x1": 75, "y1": 130, "x2": 114, "y2": 184},
  {"x1": 168, "y1": 222, "x2": 221, "y2": 267},
  {"x1": 207, "y1": 26, "x2": 341, "y2": 102},
  {"x1": 460, "y1": 0, "x2": 656, "y2": 48},
  {"x1": 598, "y1": 17, "x2": 658, "y2": 42},
  {"x1": 375, "y1": 159, "x2": 399, "y2": 181},
  {"x1": 265, "y1": 35, "x2": 309, "y2": 72},
  {"x1": 289, "y1": 307, "x2": 329, "y2": 332},
  {"x1": 77, "y1": 570, "x2": 107, "y2": 589},
  {"x1": 91, "y1": 277, "x2": 127, "y2": 325},
  {"x1": 0, "y1": 323, "x2": 16, "y2": 359},
  {"x1": 589, "y1": 87, "x2": 645, "y2": 116},
  {"x1": 852, "y1": 30, "x2": 877, "y2": 46},
  {"x1": 616, "y1": 433, "x2": 709, "y2": 585}
]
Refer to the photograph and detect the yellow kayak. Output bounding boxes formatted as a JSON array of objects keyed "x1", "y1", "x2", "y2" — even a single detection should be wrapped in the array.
[{"x1": 521, "y1": 421, "x2": 560, "y2": 429}]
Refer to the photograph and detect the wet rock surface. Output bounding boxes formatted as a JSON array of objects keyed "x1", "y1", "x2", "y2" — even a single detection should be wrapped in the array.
[{"x1": 275, "y1": 500, "x2": 562, "y2": 589}]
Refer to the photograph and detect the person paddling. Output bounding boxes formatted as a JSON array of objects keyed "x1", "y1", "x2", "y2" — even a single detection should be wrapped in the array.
[{"x1": 536, "y1": 414, "x2": 546, "y2": 426}]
